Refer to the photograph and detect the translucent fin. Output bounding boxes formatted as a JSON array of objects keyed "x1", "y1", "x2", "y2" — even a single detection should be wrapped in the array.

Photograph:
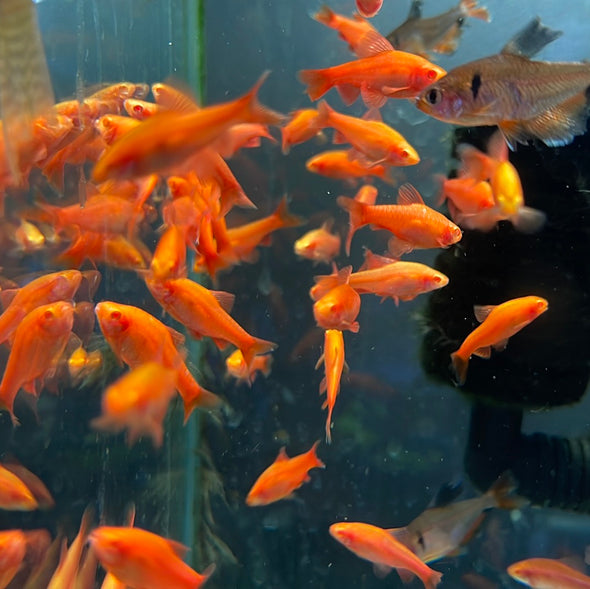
[
  {"x1": 501, "y1": 16, "x2": 563, "y2": 58},
  {"x1": 473, "y1": 304, "x2": 496, "y2": 323}
]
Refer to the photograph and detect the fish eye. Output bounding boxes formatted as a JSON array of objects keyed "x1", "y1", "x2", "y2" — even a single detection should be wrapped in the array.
[
  {"x1": 426, "y1": 88, "x2": 442, "y2": 105},
  {"x1": 43, "y1": 310, "x2": 54, "y2": 320},
  {"x1": 426, "y1": 69, "x2": 438, "y2": 81},
  {"x1": 401, "y1": 149, "x2": 409, "y2": 159},
  {"x1": 133, "y1": 104, "x2": 143, "y2": 114},
  {"x1": 110, "y1": 311, "x2": 122, "y2": 321}
]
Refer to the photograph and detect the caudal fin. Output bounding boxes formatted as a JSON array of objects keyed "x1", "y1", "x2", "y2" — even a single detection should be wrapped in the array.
[
  {"x1": 488, "y1": 471, "x2": 529, "y2": 510},
  {"x1": 299, "y1": 68, "x2": 333, "y2": 102},
  {"x1": 450, "y1": 351, "x2": 468, "y2": 385},
  {"x1": 242, "y1": 72, "x2": 285, "y2": 126},
  {"x1": 314, "y1": 5, "x2": 336, "y2": 27},
  {"x1": 460, "y1": 0, "x2": 490, "y2": 21},
  {"x1": 336, "y1": 196, "x2": 366, "y2": 255},
  {"x1": 425, "y1": 569, "x2": 443, "y2": 589},
  {"x1": 242, "y1": 338, "x2": 277, "y2": 372},
  {"x1": 273, "y1": 195, "x2": 306, "y2": 229}
]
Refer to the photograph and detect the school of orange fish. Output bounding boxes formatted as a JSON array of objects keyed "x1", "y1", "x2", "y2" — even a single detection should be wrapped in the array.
[{"x1": 0, "y1": 0, "x2": 589, "y2": 587}]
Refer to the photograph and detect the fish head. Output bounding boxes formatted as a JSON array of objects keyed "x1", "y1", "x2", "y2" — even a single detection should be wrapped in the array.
[
  {"x1": 441, "y1": 222, "x2": 463, "y2": 247},
  {"x1": 416, "y1": 78, "x2": 466, "y2": 122},
  {"x1": 390, "y1": 143, "x2": 420, "y2": 167},
  {"x1": 329, "y1": 523, "x2": 356, "y2": 548},
  {"x1": 425, "y1": 271, "x2": 449, "y2": 292},
  {"x1": 95, "y1": 301, "x2": 131, "y2": 336},
  {"x1": 413, "y1": 62, "x2": 447, "y2": 93},
  {"x1": 88, "y1": 527, "x2": 127, "y2": 568},
  {"x1": 526, "y1": 297, "x2": 549, "y2": 320},
  {"x1": 37, "y1": 301, "x2": 74, "y2": 335},
  {"x1": 51, "y1": 270, "x2": 83, "y2": 299}
]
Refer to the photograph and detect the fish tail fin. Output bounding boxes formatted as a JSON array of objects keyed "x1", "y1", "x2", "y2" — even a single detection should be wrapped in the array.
[
  {"x1": 489, "y1": 471, "x2": 529, "y2": 510},
  {"x1": 512, "y1": 206, "x2": 546, "y2": 234},
  {"x1": 273, "y1": 195, "x2": 305, "y2": 229},
  {"x1": 242, "y1": 72, "x2": 284, "y2": 126},
  {"x1": 298, "y1": 68, "x2": 333, "y2": 102},
  {"x1": 460, "y1": 0, "x2": 490, "y2": 21},
  {"x1": 242, "y1": 338, "x2": 277, "y2": 372},
  {"x1": 450, "y1": 351, "x2": 468, "y2": 385},
  {"x1": 311, "y1": 274, "x2": 341, "y2": 300},
  {"x1": 314, "y1": 5, "x2": 336, "y2": 26},
  {"x1": 309, "y1": 440, "x2": 326, "y2": 468},
  {"x1": 177, "y1": 369, "x2": 223, "y2": 423},
  {"x1": 336, "y1": 196, "x2": 366, "y2": 255},
  {"x1": 425, "y1": 570, "x2": 443, "y2": 589},
  {"x1": 433, "y1": 174, "x2": 447, "y2": 207},
  {"x1": 325, "y1": 412, "x2": 332, "y2": 444}
]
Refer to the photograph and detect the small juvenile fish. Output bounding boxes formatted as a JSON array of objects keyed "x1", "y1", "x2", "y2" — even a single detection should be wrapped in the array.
[
  {"x1": 313, "y1": 268, "x2": 361, "y2": 333},
  {"x1": 508, "y1": 557, "x2": 590, "y2": 588},
  {"x1": 451, "y1": 295, "x2": 548, "y2": 385},
  {"x1": 294, "y1": 220, "x2": 341, "y2": 264},
  {"x1": 416, "y1": 53, "x2": 590, "y2": 148},
  {"x1": 281, "y1": 108, "x2": 325, "y2": 153},
  {"x1": 225, "y1": 349, "x2": 273, "y2": 386},
  {"x1": 330, "y1": 521, "x2": 443, "y2": 588},
  {"x1": 246, "y1": 441, "x2": 325, "y2": 506},
  {"x1": 306, "y1": 149, "x2": 393, "y2": 183},
  {"x1": 387, "y1": 0, "x2": 490, "y2": 57}
]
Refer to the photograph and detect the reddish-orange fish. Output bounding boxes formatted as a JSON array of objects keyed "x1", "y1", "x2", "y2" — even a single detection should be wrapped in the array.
[
  {"x1": 2, "y1": 460, "x2": 54, "y2": 509},
  {"x1": 225, "y1": 349, "x2": 273, "y2": 386},
  {"x1": 145, "y1": 277, "x2": 276, "y2": 370},
  {"x1": 0, "y1": 529, "x2": 27, "y2": 587},
  {"x1": 281, "y1": 108, "x2": 325, "y2": 154},
  {"x1": 507, "y1": 557, "x2": 590, "y2": 588},
  {"x1": 0, "y1": 301, "x2": 74, "y2": 424},
  {"x1": 317, "y1": 101, "x2": 419, "y2": 167},
  {"x1": 306, "y1": 149, "x2": 393, "y2": 183},
  {"x1": 95, "y1": 301, "x2": 221, "y2": 420},
  {"x1": 90, "y1": 526, "x2": 214, "y2": 589},
  {"x1": 299, "y1": 37, "x2": 446, "y2": 108},
  {"x1": 294, "y1": 220, "x2": 341, "y2": 264},
  {"x1": 147, "y1": 224, "x2": 187, "y2": 282},
  {"x1": 436, "y1": 175, "x2": 495, "y2": 215},
  {"x1": 92, "y1": 73, "x2": 282, "y2": 181},
  {"x1": 330, "y1": 522, "x2": 443, "y2": 588},
  {"x1": 313, "y1": 6, "x2": 379, "y2": 56},
  {"x1": 338, "y1": 184, "x2": 462, "y2": 257},
  {"x1": 451, "y1": 295, "x2": 549, "y2": 385},
  {"x1": 0, "y1": 464, "x2": 37, "y2": 510},
  {"x1": 311, "y1": 252, "x2": 449, "y2": 304},
  {"x1": 0, "y1": 270, "x2": 81, "y2": 345},
  {"x1": 316, "y1": 329, "x2": 346, "y2": 443},
  {"x1": 246, "y1": 441, "x2": 325, "y2": 506},
  {"x1": 91, "y1": 362, "x2": 178, "y2": 448},
  {"x1": 313, "y1": 268, "x2": 361, "y2": 333}
]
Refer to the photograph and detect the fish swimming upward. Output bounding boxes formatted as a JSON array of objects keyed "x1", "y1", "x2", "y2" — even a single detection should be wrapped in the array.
[
  {"x1": 416, "y1": 50, "x2": 590, "y2": 148},
  {"x1": 387, "y1": 0, "x2": 490, "y2": 57}
]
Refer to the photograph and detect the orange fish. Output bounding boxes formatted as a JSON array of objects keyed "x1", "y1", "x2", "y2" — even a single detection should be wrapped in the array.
[
  {"x1": 89, "y1": 526, "x2": 213, "y2": 589},
  {"x1": 210, "y1": 122, "x2": 275, "y2": 159},
  {"x1": 47, "y1": 507, "x2": 93, "y2": 589},
  {"x1": 313, "y1": 6, "x2": 379, "y2": 57},
  {"x1": 507, "y1": 557, "x2": 590, "y2": 588},
  {"x1": 0, "y1": 464, "x2": 37, "y2": 510},
  {"x1": 95, "y1": 301, "x2": 221, "y2": 420},
  {"x1": 436, "y1": 175, "x2": 495, "y2": 215},
  {"x1": 0, "y1": 270, "x2": 81, "y2": 345},
  {"x1": 123, "y1": 98, "x2": 160, "y2": 120},
  {"x1": 316, "y1": 329, "x2": 346, "y2": 443},
  {"x1": 147, "y1": 224, "x2": 187, "y2": 282},
  {"x1": 311, "y1": 252, "x2": 449, "y2": 304},
  {"x1": 0, "y1": 529, "x2": 27, "y2": 587},
  {"x1": 246, "y1": 441, "x2": 325, "y2": 506},
  {"x1": 1, "y1": 459, "x2": 54, "y2": 509},
  {"x1": 299, "y1": 39, "x2": 446, "y2": 108},
  {"x1": 451, "y1": 295, "x2": 549, "y2": 385},
  {"x1": 94, "y1": 114, "x2": 140, "y2": 145},
  {"x1": 317, "y1": 101, "x2": 419, "y2": 167},
  {"x1": 313, "y1": 268, "x2": 361, "y2": 333},
  {"x1": 294, "y1": 220, "x2": 341, "y2": 264},
  {"x1": 0, "y1": 301, "x2": 74, "y2": 424},
  {"x1": 338, "y1": 184, "x2": 462, "y2": 256},
  {"x1": 330, "y1": 522, "x2": 443, "y2": 588},
  {"x1": 306, "y1": 149, "x2": 393, "y2": 183},
  {"x1": 225, "y1": 349, "x2": 273, "y2": 386},
  {"x1": 356, "y1": 0, "x2": 383, "y2": 18},
  {"x1": 92, "y1": 73, "x2": 282, "y2": 181},
  {"x1": 91, "y1": 362, "x2": 178, "y2": 448},
  {"x1": 145, "y1": 277, "x2": 276, "y2": 370},
  {"x1": 281, "y1": 108, "x2": 325, "y2": 154}
]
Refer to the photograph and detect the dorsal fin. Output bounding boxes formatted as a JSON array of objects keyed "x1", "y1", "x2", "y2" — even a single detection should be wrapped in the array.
[
  {"x1": 355, "y1": 29, "x2": 394, "y2": 59},
  {"x1": 407, "y1": 0, "x2": 422, "y2": 20},
  {"x1": 275, "y1": 447, "x2": 289, "y2": 462},
  {"x1": 165, "y1": 538, "x2": 190, "y2": 558},
  {"x1": 210, "y1": 290, "x2": 235, "y2": 313},
  {"x1": 360, "y1": 249, "x2": 397, "y2": 271},
  {"x1": 362, "y1": 108, "x2": 383, "y2": 123},
  {"x1": 473, "y1": 304, "x2": 496, "y2": 323},
  {"x1": 397, "y1": 183, "x2": 424, "y2": 206}
]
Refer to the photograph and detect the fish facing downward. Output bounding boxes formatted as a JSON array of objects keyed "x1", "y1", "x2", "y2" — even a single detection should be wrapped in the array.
[
  {"x1": 450, "y1": 295, "x2": 548, "y2": 385},
  {"x1": 330, "y1": 521, "x2": 443, "y2": 589},
  {"x1": 416, "y1": 53, "x2": 590, "y2": 148}
]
